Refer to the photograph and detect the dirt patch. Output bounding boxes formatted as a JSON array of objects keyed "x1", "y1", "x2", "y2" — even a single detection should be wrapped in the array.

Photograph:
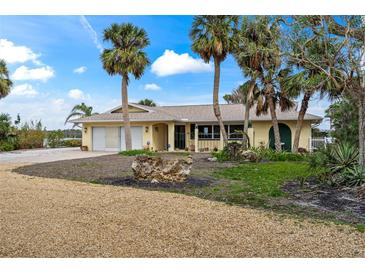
[{"x1": 282, "y1": 179, "x2": 365, "y2": 224}]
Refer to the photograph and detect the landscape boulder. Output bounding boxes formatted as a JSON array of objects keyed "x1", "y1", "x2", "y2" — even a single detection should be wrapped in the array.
[{"x1": 131, "y1": 155, "x2": 193, "y2": 183}]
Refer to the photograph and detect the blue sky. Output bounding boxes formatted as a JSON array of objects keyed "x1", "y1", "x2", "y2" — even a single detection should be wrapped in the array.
[{"x1": 0, "y1": 16, "x2": 330, "y2": 130}]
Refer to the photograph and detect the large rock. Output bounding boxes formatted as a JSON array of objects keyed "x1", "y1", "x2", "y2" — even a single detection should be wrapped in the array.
[{"x1": 131, "y1": 155, "x2": 193, "y2": 183}]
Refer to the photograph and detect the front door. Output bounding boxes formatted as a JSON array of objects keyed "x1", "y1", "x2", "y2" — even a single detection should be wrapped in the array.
[{"x1": 174, "y1": 125, "x2": 186, "y2": 149}]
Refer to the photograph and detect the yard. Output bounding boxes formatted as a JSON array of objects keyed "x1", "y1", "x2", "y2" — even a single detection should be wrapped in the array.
[{"x1": 14, "y1": 152, "x2": 365, "y2": 226}]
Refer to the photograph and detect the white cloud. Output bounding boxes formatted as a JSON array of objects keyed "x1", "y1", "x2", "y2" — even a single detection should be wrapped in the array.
[
  {"x1": 144, "y1": 83, "x2": 161, "y2": 91},
  {"x1": 10, "y1": 84, "x2": 39, "y2": 97},
  {"x1": 0, "y1": 39, "x2": 40, "y2": 64},
  {"x1": 68, "y1": 89, "x2": 87, "y2": 100},
  {"x1": 12, "y1": 65, "x2": 55, "y2": 82},
  {"x1": 80, "y1": 16, "x2": 103, "y2": 53},
  {"x1": 73, "y1": 66, "x2": 87, "y2": 74},
  {"x1": 151, "y1": 50, "x2": 212, "y2": 77}
]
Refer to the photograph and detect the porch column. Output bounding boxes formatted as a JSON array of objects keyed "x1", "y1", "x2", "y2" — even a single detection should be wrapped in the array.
[
  {"x1": 194, "y1": 124, "x2": 199, "y2": 152},
  {"x1": 168, "y1": 122, "x2": 175, "y2": 151}
]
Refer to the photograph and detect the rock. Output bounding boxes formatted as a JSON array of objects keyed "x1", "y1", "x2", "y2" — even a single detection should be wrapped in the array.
[
  {"x1": 131, "y1": 155, "x2": 193, "y2": 183},
  {"x1": 240, "y1": 150, "x2": 261, "y2": 163},
  {"x1": 207, "y1": 157, "x2": 217, "y2": 162}
]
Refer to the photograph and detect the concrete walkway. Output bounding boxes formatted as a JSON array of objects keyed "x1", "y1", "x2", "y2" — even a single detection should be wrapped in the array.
[{"x1": 0, "y1": 147, "x2": 115, "y2": 164}]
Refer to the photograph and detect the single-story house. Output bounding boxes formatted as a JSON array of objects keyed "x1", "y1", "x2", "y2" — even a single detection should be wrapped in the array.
[{"x1": 71, "y1": 103, "x2": 322, "y2": 152}]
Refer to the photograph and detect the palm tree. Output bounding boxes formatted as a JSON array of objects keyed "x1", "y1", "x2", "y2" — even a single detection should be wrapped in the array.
[
  {"x1": 190, "y1": 16, "x2": 238, "y2": 145},
  {"x1": 101, "y1": 23, "x2": 150, "y2": 150},
  {"x1": 0, "y1": 59, "x2": 12, "y2": 99},
  {"x1": 247, "y1": 16, "x2": 295, "y2": 151},
  {"x1": 65, "y1": 103, "x2": 98, "y2": 127},
  {"x1": 138, "y1": 98, "x2": 156, "y2": 107}
]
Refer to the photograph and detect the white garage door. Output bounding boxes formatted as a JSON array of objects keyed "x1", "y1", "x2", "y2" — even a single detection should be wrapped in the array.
[
  {"x1": 120, "y1": 126, "x2": 143, "y2": 151},
  {"x1": 92, "y1": 127, "x2": 120, "y2": 152}
]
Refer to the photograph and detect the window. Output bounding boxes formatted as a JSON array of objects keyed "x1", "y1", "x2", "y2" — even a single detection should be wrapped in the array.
[
  {"x1": 190, "y1": 124, "x2": 195, "y2": 139},
  {"x1": 213, "y1": 125, "x2": 220, "y2": 139},
  {"x1": 229, "y1": 125, "x2": 244, "y2": 139},
  {"x1": 198, "y1": 125, "x2": 212, "y2": 139}
]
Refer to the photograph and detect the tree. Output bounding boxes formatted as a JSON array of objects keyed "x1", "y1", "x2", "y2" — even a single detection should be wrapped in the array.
[
  {"x1": 326, "y1": 97, "x2": 359, "y2": 146},
  {"x1": 190, "y1": 16, "x2": 238, "y2": 145},
  {"x1": 65, "y1": 103, "x2": 98, "y2": 127},
  {"x1": 0, "y1": 59, "x2": 12, "y2": 99},
  {"x1": 101, "y1": 23, "x2": 150, "y2": 151},
  {"x1": 245, "y1": 16, "x2": 295, "y2": 151},
  {"x1": 138, "y1": 98, "x2": 156, "y2": 106},
  {"x1": 0, "y1": 113, "x2": 12, "y2": 140},
  {"x1": 289, "y1": 16, "x2": 365, "y2": 164}
]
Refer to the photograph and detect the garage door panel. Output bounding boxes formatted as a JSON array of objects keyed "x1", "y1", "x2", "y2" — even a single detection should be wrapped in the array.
[
  {"x1": 105, "y1": 127, "x2": 120, "y2": 151},
  {"x1": 120, "y1": 126, "x2": 143, "y2": 151},
  {"x1": 92, "y1": 127, "x2": 105, "y2": 151}
]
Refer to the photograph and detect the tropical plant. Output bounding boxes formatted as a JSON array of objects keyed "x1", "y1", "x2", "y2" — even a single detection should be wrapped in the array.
[
  {"x1": 138, "y1": 98, "x2": 156, "y2": 107},
  {"x1": 47, "y1": 130, "x2": 64, "y2": 148},
  {"x1": 339, "y1": 165, "x2": 365, "y2": 187},
  {"x1": 101, "y1": 23, "x2": 150, "y2": 150},
  {"x1": 65, "y1": 103, "x2": 98, "y2": 127},
  {"x1": 190, "y1": 15, "x2": 238, "y2": 145},
  {"x1": 242, "y1": 16, "x2": 295, "y2": 151},
  {"x1": 325, "y1": 97, "x2": 358, "y2": 147},
  {"x1": 0, "y1": 59, "x2": 12, "y2": 99},
  {"x1": 0, "y1": 113, "x2": 12, "y2": 140}
]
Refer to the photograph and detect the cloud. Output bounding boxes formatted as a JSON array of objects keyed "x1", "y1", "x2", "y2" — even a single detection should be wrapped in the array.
[
  {"x1": 0, "y1": 39, "x2": 40, "y2": 64},
  {"x1": 73, "y1": 66, "x2": 87, "y2": 74},
  {"x1": 144, "y1": 83, "x2": 161, "y2": 91},
  {"x1": 10, "y1": 84, "x2": 39, "y2": 97},
  {"x1": 11, "y1": 65, "x2": 55, "y2": 82},
  {"x1": 68, "y1": 89, "x2": 87, "y2": 100},
  {"x1": 151, "y1": 50, "x2": 212, "y2": 77},
  {"x1": 80, "y1": 16, "x2": 103, "y2": 53}
]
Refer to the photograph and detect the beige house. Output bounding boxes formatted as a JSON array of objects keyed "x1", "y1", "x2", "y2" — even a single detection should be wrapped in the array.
[{"x1": 71, "y1": 103, "x2": 322, "y2": 152}]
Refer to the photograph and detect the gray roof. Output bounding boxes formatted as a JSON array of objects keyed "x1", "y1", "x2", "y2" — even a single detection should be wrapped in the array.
[{"x1": 70, "y1": 103, "x2": 322, "y2": 124}]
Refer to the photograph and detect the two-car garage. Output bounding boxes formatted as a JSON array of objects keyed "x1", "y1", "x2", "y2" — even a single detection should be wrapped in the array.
[{"x1": 92, "y1": 126, "x2": 143, "y2": 151}]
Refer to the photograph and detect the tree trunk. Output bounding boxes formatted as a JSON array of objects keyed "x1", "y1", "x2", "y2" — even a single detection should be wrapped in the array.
[
  {"x1": 293, "y1": 91, "x2": 311, "y2": 153},
  {"x1": 242, "y1": 81, "x2": 255, "y2": 149},
  {"x1": 213, "y1": 58, "x2": 228, "y2": 145},
  {"x1": 122, "y1": 75, "x2": 132, "y2": 151},
  {"x1": 266, "y1": 84, "x2": 281, "y2": 152},
  {"x1": 359, "y1": 94, "x2": 365, "y2": 166}
]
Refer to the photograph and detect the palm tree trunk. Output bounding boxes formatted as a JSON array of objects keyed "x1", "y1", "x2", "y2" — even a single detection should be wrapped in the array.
[
  {"x1": 242, "y1": 81, "x2": 255, "y2": 149},
  {"x1": 213, "y1": 58, "x2": 228, "y2": 145},
  {"x1": 266, "y1": 84, "x2": 281, "y2": 152},
  {"x1": 293, "y1": 91, "x2": 311, "y2": 152},
  {"x1": 122, "y1": 75, "x2": 132, "y2": 150}
]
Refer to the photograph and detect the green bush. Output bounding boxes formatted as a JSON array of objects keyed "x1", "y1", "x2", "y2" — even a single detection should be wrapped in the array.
[
  {"x1": 212, "y1": 149, "x2": 230, "y2": 161},
  {"x1": 17, "y1": 129, "x2": 45, "y2": 149},
  {"x1": 119, "y1": 149, "x2": 155, "y2": 156},
  {"x1": 251, "y1": 147, "x2": 307, "y2": 162},
  {"x1": 61, "y1": 139, "x2": 82, "y2": 147},
  {"x1": 0, "y1": 141, "x2": 14, "y2": 151},
  {"x1": 47, "y1": 130, "x2": 64, "y2": 148},
  {"x1": 339, "y1": 165, "x2": 365, "y2": 187}
]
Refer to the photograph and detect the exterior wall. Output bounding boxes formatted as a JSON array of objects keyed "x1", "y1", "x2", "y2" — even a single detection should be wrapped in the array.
[
  {"x1": 251, "y1": 120, "x2": 312, "y2": 150},
  {"x1": 82, "y1": 120, "x2": 313, "y2": 152}
]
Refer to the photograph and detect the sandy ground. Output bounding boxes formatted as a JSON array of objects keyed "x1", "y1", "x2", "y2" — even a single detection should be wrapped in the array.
[
  {"x1": 1, "y1": 163, "x2": 365, "y2": 257},
  {"x1": 0, "y1": 147, "x2": 114, "y2": 164}
]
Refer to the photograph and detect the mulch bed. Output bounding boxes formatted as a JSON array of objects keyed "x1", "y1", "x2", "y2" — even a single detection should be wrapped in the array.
[{"x1": 282, "y1": 179, "x2": 365, "y2": 224}]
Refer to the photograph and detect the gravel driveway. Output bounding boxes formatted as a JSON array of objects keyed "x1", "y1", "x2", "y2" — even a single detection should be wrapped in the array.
[
  {"x1": 1, "y1": 163, "x2": 365, "y2": 257},
  {"x1": 0, "y1": 147, "x2": 115, "y2": 164}
]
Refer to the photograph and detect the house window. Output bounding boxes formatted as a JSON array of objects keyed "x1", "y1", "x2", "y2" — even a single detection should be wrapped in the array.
[
  {"x1": 229, "y1": 125, "x2": 244, "y2": 139},
  {"x1": 198, "y1": 125, "x2": 212, "y2": 139},
  {"x1": 190, "y1": 124, "x2": 195, "y2": 139},
  {"x1": 213, "y1": 125, "x2": 220, "y2": 139}
]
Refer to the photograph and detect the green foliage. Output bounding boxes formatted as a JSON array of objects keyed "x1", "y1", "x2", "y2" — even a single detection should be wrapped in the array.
[
  {"x1": 0, "y1": 59, "x2": 13, "y2": 99},
  {"x1": 119, "y1": 149, "x2": 155, "y2": 156},
  {"x1": 17, "y1": 119, "x2": 45, "y2": 149},
  {"x1": 251, "y1": 147, "x2": 307, "y2": 162},
  {"x1": 211, "y1": 150, "x2": 230, "y2": 162},
  {"x1": 339, "y1": 165, "x2": 365, "y2": 187},
  {"x1": 61, "y1": 139, "x2": 82, "y2": 147},
  {"x1": 47, "y1": 130, "x2": 64, "y2": 148},
  {"x1": 325, "y1": 98, "x2": 358, "y2": 147},
  {"x1": 356, "y1": 224, "x2": 365, "y2": 233},
  {"x1": 0, "y1": 113, "x2": 12, "y2": 139},
  {"x1": 65, "y1": 103, "x2": 98, "y2": 125},
  {"x1": 138, "y1": 98, "x2": 156, "y2": 106},
  {"x1": 0, "y1": 141, "x2": 14, "y2": 151}
]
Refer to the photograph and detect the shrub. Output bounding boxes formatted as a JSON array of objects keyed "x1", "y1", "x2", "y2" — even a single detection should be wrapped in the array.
[
  {"x1": 61, "y1": 139, "x2": 82, "y2": 147},
  {"x1": 251, "y1": 147, "x2": 306, "y2": 162},
  {"x1": 17, "y1": 129, "x2": 45, "y2": 149},
  {"x1": 0, "y1": 141, "x2": 14, "y2": 151},
  {"x1": 119, "y1": 149, "x2": 155, "y2": 156},
  {"x1": 338, "y1": 165, "x2": 365, "y2": 187},
  {"x1": 47, "y1": 130, "x2": 64, "y2": 148},
  {"x1": 212, "y1": 149, "x2": 230, "y2": 161}
]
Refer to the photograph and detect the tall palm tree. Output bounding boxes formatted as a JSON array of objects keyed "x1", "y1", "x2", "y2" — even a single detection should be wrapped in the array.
[
  {"x1": 248, "y1": 16, "x2": 295, "y2": 151},
  {"x1": 0, "y1": 59, "x2": 12, "y2": 99},
  {"x1": 138, "y1": 98, "x2": 156, "y2": 107},
  {"x1": 65, "y1": 103, "x2": 98, "y2": 127},
  {"x1": 101, "y1": 23, "x2": 150, "y2": 150},
  {"x1": 190, "y1": 16, "x2": 238, "y2": 145}
]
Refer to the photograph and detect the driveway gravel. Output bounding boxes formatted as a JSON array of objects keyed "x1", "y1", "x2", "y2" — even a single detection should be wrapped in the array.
[{"x1": 1, "y1": 163, "x2": 365, "y2": 257}]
